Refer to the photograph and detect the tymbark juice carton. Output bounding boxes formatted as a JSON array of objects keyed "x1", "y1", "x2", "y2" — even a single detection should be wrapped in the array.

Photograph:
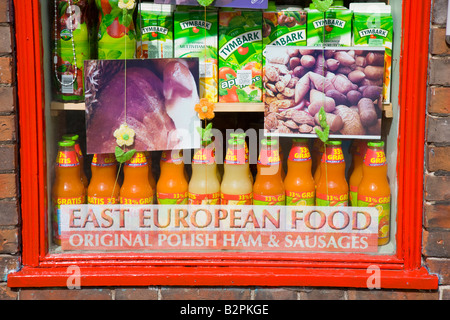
[
  {"x1": 174, "y1": 7, "x2": 218, "y2": 102},
  {"x1": 218, "y1": 9, "x2": 263, "y2": 103}
]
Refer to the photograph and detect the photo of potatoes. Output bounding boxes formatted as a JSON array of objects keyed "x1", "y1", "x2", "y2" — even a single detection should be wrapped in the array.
[{"x1": 263, "y1": 46, "x2": 385, "y2": 139}]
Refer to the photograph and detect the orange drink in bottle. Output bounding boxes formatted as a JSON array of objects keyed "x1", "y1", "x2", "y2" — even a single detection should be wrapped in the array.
[
  {"x1": 315, "y1": 140, "x2": 348, "y2": 206},
  {"x1": 357, "y1": 141, "x2": 391, "y2": 246},
  {"x1": 87, "y1": 153, "x2": 119, "y2": 205},
  {"x1": 221, "y1": 139, "x2": 253, "y2": 205},
  {"x1": 119, "y1": 152, "x2": 153, "y2": 205},
  {"x1": 253, "y1": 139, "x2": 285, "y2": 206},
  {"x1": 284, "y1": 138, "x2": 315, "y2": 206},
  {"x1": 157, "y1": 150, "x2": 188, "y2": 205},
  {"x1": 349, "y1": 141, "x2": 367, "y2": 206},
  {"x1": 189, "y1": 141, "x2": 221, "y2": 205},
  {"x1": 62, "y1": 133, "x2": 88, "y2": 188},
  {"x1": 52, "y1": 140, "x2": 86, "y2": 245}
]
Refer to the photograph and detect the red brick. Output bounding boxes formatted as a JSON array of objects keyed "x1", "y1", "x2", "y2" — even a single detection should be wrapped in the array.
[
  {"x1": 115, "y1": 287, "x2": 159, "y2": 300},
  {"x1": 348, "y1": 289, "x2": 438, "y2": 300},
  {"x1": 424, "y1": 202, "x2": 450, "y2": 229},
  {"x1": 0, "y1": 283, "x2": 18, "y2": 300},
  {"x1": 430, "y1": 27, "x2": 450, "y2": 55},
  {"x1": 427, "y1": 116, "x2": 450, "y2": 144},
  {"x1": 0, "y1": 255, "x2": 19, "y2": 281},
  {"x1": 0, "y1": 144, "x2": 17, "y2": 171},
  {"x1": 299, "y1": 287, "x2": 346, "y2": 300},
  {"x1": 0, "y1": 173, "x2": 16, "y2": 198},
  {"x1": 160, "y1": 287, "x2": 251, "y2": 300},
  {"x1": 441, "y1": 287, "x2": 450, "y2": 300},
  {"x1": 425, "y1": 175, "x2": 450, "y2": 201},
  {"x1": 0, "y1": 227, "x2": 18, "y2": 253},
  {"x1": 0, "y1": 1, "x2": 11, "y2": 24},
  {"x1": 427, "y1": 145, "x2": 450, "y2": 172},
  {"x1": 0, "y1": 57, "x2": 13, "y2": 84},
  {"x1": 0, "y1": 25, "x2": 12, "y2": 54},
  {"x1": 19, "y1": 288, "x2": 113, "y2": 300},
  {"x1": 423, "y1": 229, "x2": 450, "y2": 258},
  {"x1": 254, "y1": 287, "x2": 298, "y2": 300},
  {"x1": 432, "y1": 0, "x2": 449, "y2": 25},
  {"x1": 428, "y1": 87, "x2": 450, "y2": 115},
  {"x1": 0, "y1": 115, "x2": 16, "y2": 141},
  {"x1": 425, "y1": 258, "x2": 450, "y2": 285}
]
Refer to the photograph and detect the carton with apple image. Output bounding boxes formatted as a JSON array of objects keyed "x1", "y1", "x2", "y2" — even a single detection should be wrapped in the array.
[{"x1": 218, "y1": 9, "x2": 263, "y2": 103}]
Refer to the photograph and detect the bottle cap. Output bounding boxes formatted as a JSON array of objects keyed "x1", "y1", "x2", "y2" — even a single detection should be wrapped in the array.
[
  {"x1": 368, "y1": 141, "x2": 385, "y2": 148},
  {"x1": 62, "y1": 134, "x2": 79, "y2": 141},
  {"x1": 228, "y1": 138, "x2": 245, "y2": 146},
  {"x1": 261, "y1": 138, "x2": 278, "y2": 146},
  {"x1": 325, "y1": 140, "x2": 342, "y2": 146},
  {"x1": 230, "y1": 132, "x2": 246, "y2": 139},
  {"x1": 58, "y1": 140, "x2": 75, "y2": 147}
]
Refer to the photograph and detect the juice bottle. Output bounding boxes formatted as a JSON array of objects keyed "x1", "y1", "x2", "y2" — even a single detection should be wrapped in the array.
[
  {"x1": 52, "y1": 140, "x2": 86, "y2": 245},
  {"x1": 349, "y1": 140, "x2": 367, "y2": 206},
  {"x1": 357, "y1": 141, "x2": 391, "y2": 246},
  {"x1": 119, "y1": 152, "x2": 153, "y2": 205},
  {"x1": 87, "y1": 153, "x2": 119, "y2": 205},
  {"x1": 316, "y1": 140, "x2": 349, "y2": 206},
  {"x1": 312, "y1": 139, "x2": 324, "y2": 185},
  {"x1": 157, "y1": 150, "x2": 189, "y2": 205},
  {"x1": 221, "y1": 139, "x2": 253, "y2": 205},
  {"x1": 62, "y1": 133, "x2": 88, "y2": 188},
  {"x1": 284, "y1": 138, "x2": 315, "y2": 206},
  {"x1": 253, "y1": 139, "x2": 285, "y2": 206},
  {"x1": 189, "y1": 141, "x2": 221, "y2": 205}
]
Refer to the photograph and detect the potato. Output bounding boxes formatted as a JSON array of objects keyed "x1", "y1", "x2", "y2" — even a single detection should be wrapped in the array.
[
  {"x1": 293, "y1": 66, "x2": 307, "y2": 78},
  {"x1": 314, "y1": 112, "x2": 344, "y2": 133},
  {"x1": 287, "y1": 47, "x2": 300, "y2": 58},
  {"x1": 334, "y1": 105, "x2": 366, "y2": 135},
  {"x1": 362, "y1": 85, "x2": 383, "y2": 101},
  {"x1": 334, "y1": 51, "x2": 356, "y2": 67},
  {"x1": 326, "y1": 59, "x2": 340, "y2": 72},
  {"x1": 289, "y1": 57, "x2": 301, "y2": 70},
  {"x1": 365, "y1": 52, "x2": 385, "y2": 66},
  {"x1": 364, "y1": 65, "x2": 384, "y2": 81},
  {"x1": 299, "y1": 49, "x2": 315, "y2": 56},
  {"x1": 347, "y1": 90, "x2": 362, "y2": 106},
  {"x1": 358, "y1": 98, "x2": 378, "y2": 127},
  {"x1": 301, "y1": 55, "x2": 316, "y2": 68},
  {"x1": 326, "y1": 89, "x2": 348, "y2": 106},
  {"x1": 332, "y1": 74, "x2": 354, "y2": 95},
  {"x1": 355, "y1": 56, "x2": 367, "y2": 67},
  {"x1": 348, "y1": 70, "x2": 366, "y2": 84}
]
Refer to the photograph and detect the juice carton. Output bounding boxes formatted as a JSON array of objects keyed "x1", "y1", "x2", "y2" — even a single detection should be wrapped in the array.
[
  {"x1": 219, "y1": 9, "x2": 263, "y2": 103},
  {"x1": 137, "y1": 4, "x2": 174, "y2": 59},
  {"x1": 263, "y1": 3, "x2": 307, "y2": 63},
  {"x1": 351, "y1": 3, "x2": 393, "y2": 103},
  {"x1": 174, "y1": 7, "x2": 219, "y2": 102},
  {"x1": 306, "y1": 0, "x2": 352, "y2": 47}
]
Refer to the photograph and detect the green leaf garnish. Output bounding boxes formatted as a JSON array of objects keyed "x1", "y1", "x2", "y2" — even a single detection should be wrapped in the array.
[
  {"x1": 197, "y1": 0, "x2": 215, "y2": 7},
  {"x1": 312, "y1": 0, "x2": 334, "y2": 12},
  {"x1": 314, "y1": 106, "x2": 330, "y2": 143},
  {"x1": 115, "y1": 146, "x2": 136, "y2": 164}
]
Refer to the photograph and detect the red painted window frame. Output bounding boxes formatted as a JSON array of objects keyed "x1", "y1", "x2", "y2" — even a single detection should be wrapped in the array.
[{"x1": 8, "y1": 0, "x2": 439, "y2": 289}]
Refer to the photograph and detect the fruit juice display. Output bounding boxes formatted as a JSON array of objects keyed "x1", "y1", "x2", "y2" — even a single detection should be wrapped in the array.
[
  {"x1": 357, "y1": 141, "x2": 391, "y2": 246},
  {"x1": 62, "y1": 133, "x2": 88, "y2": 188},
  {"x1": 189, "y1": 141, "x2": 221, "y2": 205},
  {"x1": 96, "y1": 0, "x2": 136, "y2": 60},
  {"x1": 87, "y1": 153, "x2": 119, "y2": 205},
  {"x1": 284, "y1": 138, "x2": 315, "y2": 206},
  {"x1": 315, "y1": 140, "x2": 349, "y2": 206},
  {"x1": 349, "y1": 140, "x2": 367, "y2": 206},
  {"x1": 306, "y1": 0, "x2": 352, "y2": 47},
  {"x1": 253, "y1": 139, "x2": 285, "y2": 206},
  {"x1": 136, "y1": 3, "x2": 174, "y2": 59},
  {"x1": 351, "y1": 2, "x2": 393, "y2": 103},
  {"x1": 218, "y1": 9, "x2": 263, "y2": 103},
  {"x1": 119, "y1": 152, "x2": 153, "y2": 205},
  {"x1": 157, "y1": 150, "x2": 189, "y2": 205},
  {"x1": 221, "y1": 139, "x2": 253, "y2": 205},
  {"x1": 52, "y1": 0, "x2": 91, "y2": 102},
  {"x1": 262, "y1": 2, "x2": 307, "y2": 63},
  {"x1": 52, "y1": 140, "x2": 86, "y2": 245},
  {"x1": 174, "y1": 7, "x2": 218, "y2": 102}
]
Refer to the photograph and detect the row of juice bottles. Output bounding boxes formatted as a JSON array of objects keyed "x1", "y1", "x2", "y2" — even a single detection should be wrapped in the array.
[{"x1": 52, "y1": 133, "x2": 390, "y2": 246}]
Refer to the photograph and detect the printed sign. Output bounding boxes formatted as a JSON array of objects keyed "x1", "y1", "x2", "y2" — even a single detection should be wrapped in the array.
[
  {"x1": 60, "y1": 205, "x2": 379, "y2": 253},
  {"x1": 154, "y1": 0, "x2": 268, "y2": 9}
]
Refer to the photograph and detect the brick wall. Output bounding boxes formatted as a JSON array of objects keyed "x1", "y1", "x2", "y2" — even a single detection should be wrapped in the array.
[
  {"x1": 424, "y1": 0, "x2": 450, "y2": 299},
  {"x1": 0, "y1": 0, "x2": 448, "y2": 300}
]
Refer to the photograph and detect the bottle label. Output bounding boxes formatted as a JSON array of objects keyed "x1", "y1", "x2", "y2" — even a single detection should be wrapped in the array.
[
  {"x1": 322, "y1": 147, "x2": 344, "y2": 164},
  {"x1": 157, "y1": 192, "x2": 188, "y2": 205},
  {"x1": 316, "y1": 192, "x2": 348, "y2": 207},
  {"x1": 286, "y1": 190, "x2": 315, "y2": 206},
  {"x1": 225, "y1": 146, "x2": 247, "y2": 165},
  {"x1": 364, "y1": 148, "x2": 386, "y2": 167},
  {"x1": 288, "y1": 145, "x2": 311, "y2": 162},
  {"x1": 161, "y1": 150, "x2": 183, "y2": 164},
  {"x1": 189, "y1": 192, "x2": 221, "y2": 205},
  {"x1": 349, "y1": 185, "x2": 358, "y2": 207},
  {"x1": 119, "y1": 196, "x2": 154, "y2": 205},
  {"x1": 221, "y1": 193, "x2": 253, "y2": 205},
  {"x1": 56, "y1": 150, "x2": 79, "y2": 167},
  {"x1": 88, "y1": 196, "x2": 119, "y2": 205},
  {"x1": 358, "y1": 195, "x2": 390, "y2": 242},
  {"x1": 258, "y1": 148, "x2": 280, "y2": 166},
  {"x1": 126, "y1": 152, "x2": 148, "y2": 167},
  {"x1": 92, "y1": 153, "x2": 116, "y2": 167},
  {"x1": 52, "y1": 196, "x2": 85, "y2": 242},
  {"x1": 253, "y1": 194, "x2": 285, "y2": 206},
  {"x1": 192, "y1": 146, "x2": 215, "y2": 165},
  {"x1": 74, "y1": 143, "x2": 83, "y2": 160}
]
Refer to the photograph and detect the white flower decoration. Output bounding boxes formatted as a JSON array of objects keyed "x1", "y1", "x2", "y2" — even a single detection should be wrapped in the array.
[
  {"x1": 118, "y1": 0, "x2": 136, "y2": 10},
  {"x1": 113, "y1": 124, "x2": 135, "y2": 147}
]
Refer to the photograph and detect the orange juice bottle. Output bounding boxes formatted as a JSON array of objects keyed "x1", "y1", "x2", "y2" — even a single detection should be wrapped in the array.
[
  {"x1": 52, "y1": 140, "x2": 86, "y2": 245},
  {"x1": 284, "y1": 138, "x2": 315, "y2": 206},
  {"x1": 312, "y1": 139, "x2": 325, "y2": 185},
  {"x1": 349, "y1": 140, "x2": 367, "y2": 206},
  {"x1": 221, "y1": 138, "x2": 253, "y2": 205},
  {"x1": 157, "y1": 150, "x2": 188, "y2": 205},
  {"x1": 315, "y1": 140, "x2": 348, "y2": 206},
  {"x1": 119, "y1": 152, "x2": 153, "y2": 205},
  {"x1": 62, "y1": 134, "x2": 88, "y2": 188},
  {"x1": 253, "y1": 139, "x2": 285, "y2": 206},
  {"x1": 357, "y1": 141, "x2": 391, "y2": 246},
  {"x1": 189, "y1": 141, "x2": 221, "y2": 205},
  {"x1": 87, "y1": 153, "x2": 119, "y2": 205}
]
